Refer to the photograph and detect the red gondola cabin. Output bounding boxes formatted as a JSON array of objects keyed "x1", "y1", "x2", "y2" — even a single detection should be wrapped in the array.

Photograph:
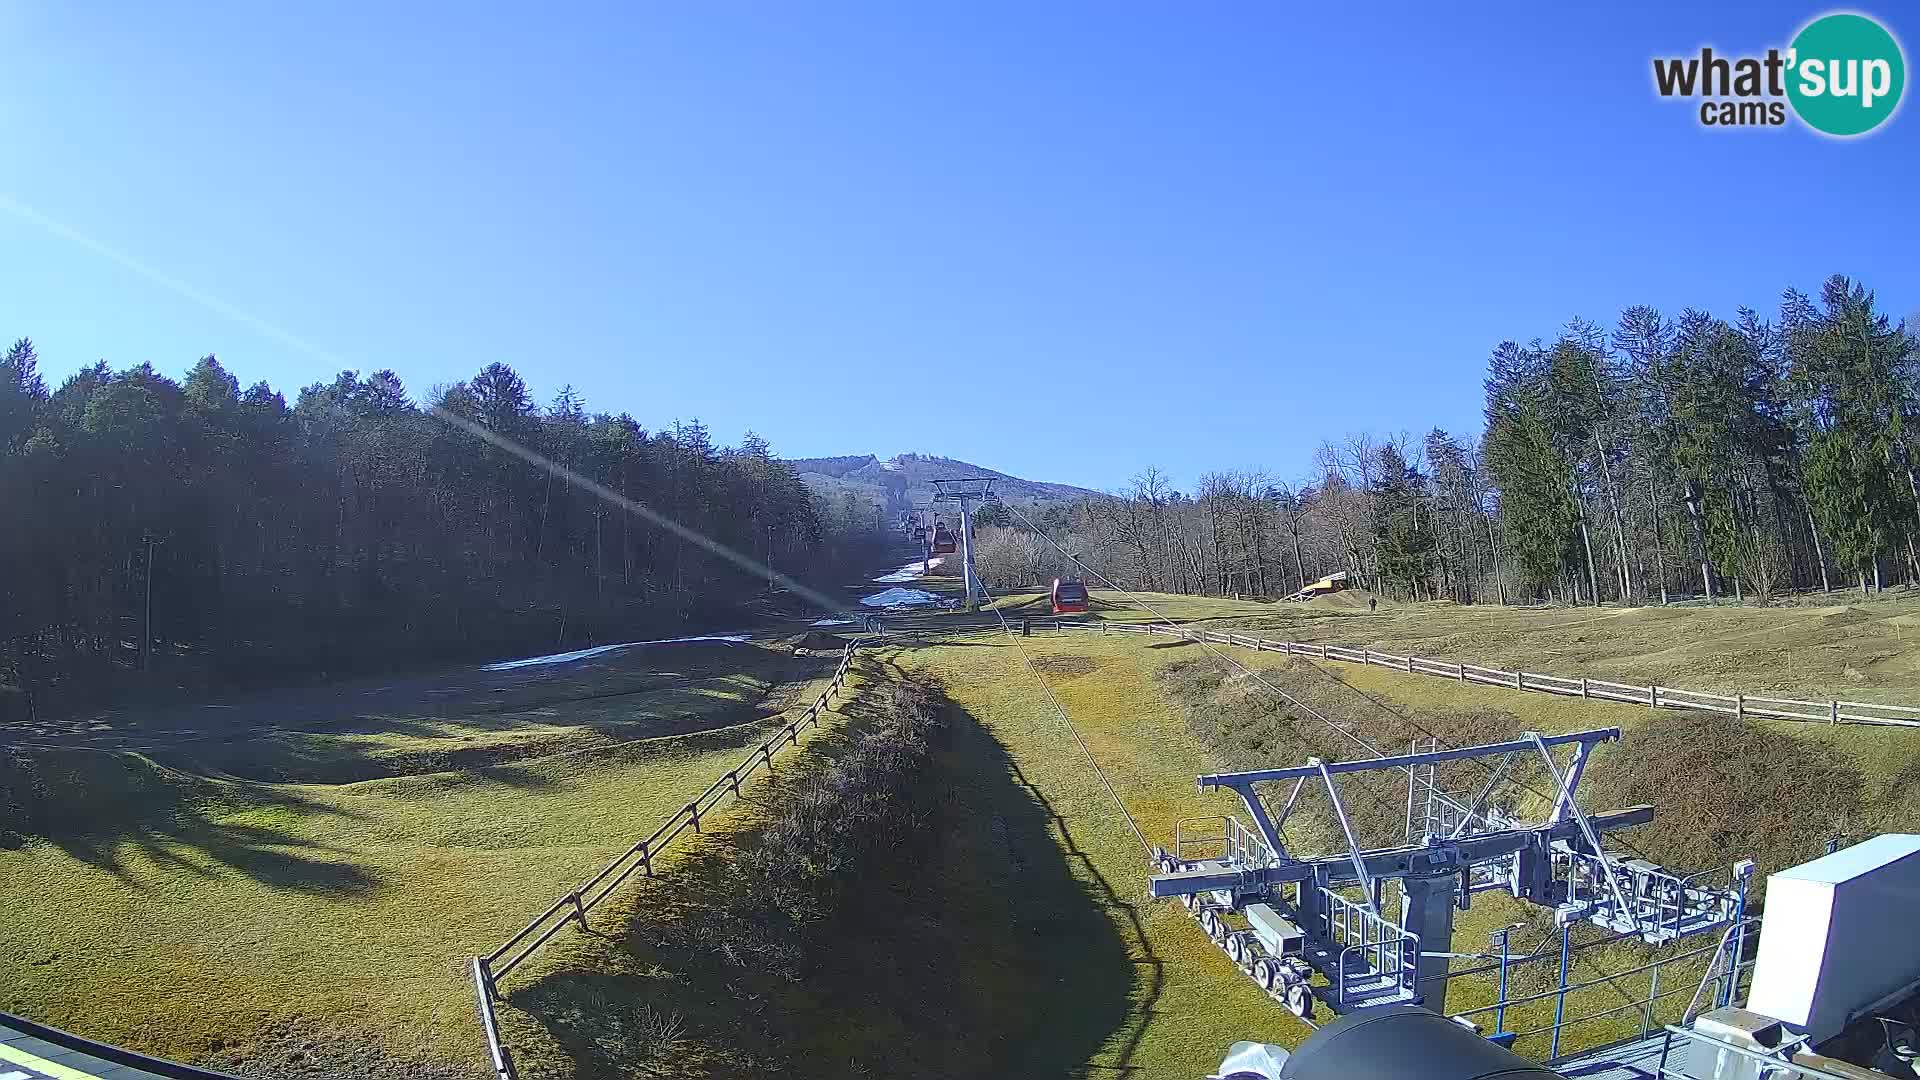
[
  {"x1": 1051, "y1": 578, "x2": 1089, "y2": 614},
  {"x1": 931, "y1": 522, "x2": 958, "y2": 555}
]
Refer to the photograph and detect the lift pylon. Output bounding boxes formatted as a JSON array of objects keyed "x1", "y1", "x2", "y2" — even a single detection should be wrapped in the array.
[
  {"x1": 929, "y1": 477, "x2": 994, "y2": 609},
  {"x1": 1149, "y1": 728, "x2": 1752, "y2": 1020}
]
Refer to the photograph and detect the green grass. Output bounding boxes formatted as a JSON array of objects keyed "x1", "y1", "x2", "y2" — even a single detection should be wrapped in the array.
[
  {"x1": 886, "y1": 609, "x2": 1920, "y2": 1067},
  {"x1": 0, "y1": 637, "x2": 843, "y2": 1073},
  {"x1": 903, "y1": 633, "x2": 1313, "y2": 1074},
  {"x1": 1019, "y1": 585, "x2": 1920, "y2": 706},
  {"x1": 485, "y1": 655, "x2": 1152, "y2": 1079},
  {"x1": 11, "y1": 572, "x2": 1918, "y2": 1076}
]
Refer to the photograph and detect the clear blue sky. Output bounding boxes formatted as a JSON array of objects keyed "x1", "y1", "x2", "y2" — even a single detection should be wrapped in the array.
[{"x1": 3, "y1": 2, "x2": 1914, "y2": 492}]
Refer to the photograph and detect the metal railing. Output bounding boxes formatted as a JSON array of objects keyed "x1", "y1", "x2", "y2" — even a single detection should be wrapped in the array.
[
  {"x1": 468, "y1": 631, "x2": 874, "y2": 1080},
  {"x1": 1640, "y1": 1023, "x2": 1868, "y2": 1080},
  {"x1": 1174, "y1": 814, "x2": 1279, "y2": 870},
  {"x1": 1448, "y1": 917, "x2": 1761, "y2": 1062},
  {"x1": 1555, "y1": 850, "x2": 1743, "y2": 942},
  {"x1": 1320, "y1": 887, "x2": 1421, "y2": 1008}
]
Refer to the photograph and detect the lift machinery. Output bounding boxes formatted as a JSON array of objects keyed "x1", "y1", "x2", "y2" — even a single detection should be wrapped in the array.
[{"x1": 1150, "y1": 727, "x2": 1752, "y2": 1021}]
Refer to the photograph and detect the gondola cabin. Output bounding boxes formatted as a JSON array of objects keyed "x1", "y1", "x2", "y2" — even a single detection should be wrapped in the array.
[
  {"x1": 1051, "y1": 578, "x2": 1089, "y2": 614},
  {"x1": 931, "y1": 522, "x2": 958, "y2": 555}
]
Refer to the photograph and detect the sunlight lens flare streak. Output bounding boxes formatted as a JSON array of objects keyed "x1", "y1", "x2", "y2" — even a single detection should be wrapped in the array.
[
  {"x1": 429, "y1": 406, "x2": 848, "y2": 616},
  {"x1": 0, "y1": 192, "x2": 852, "y2": 621}
]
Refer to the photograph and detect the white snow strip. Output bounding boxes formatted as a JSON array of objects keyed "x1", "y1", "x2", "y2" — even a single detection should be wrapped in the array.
[
  {"x1": 483, "y1": 635, "x2": 750, "y2": 671},
  {"x1": 860, "y1": 587, "x2": 942, "y2": 609},
  {"x1": 811, "y1": 618, "x2": 856, "y2": 626},
  {"x1": 873, "y1": 556, "x2": 943, "y2": 583}
]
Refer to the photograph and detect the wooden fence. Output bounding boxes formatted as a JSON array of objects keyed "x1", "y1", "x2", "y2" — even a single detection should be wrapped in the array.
[
  {"x1": 469, "y1": 632, "x2": 873, "y2": 1080},
  {"x1": 1085, "y1": 622, "x2": 1920, "y2": 729}
]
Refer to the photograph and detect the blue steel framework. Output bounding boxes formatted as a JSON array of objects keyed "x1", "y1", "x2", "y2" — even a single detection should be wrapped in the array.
[{"x1": 1147, "y1": 727, "x2": 1754, "y2": 1053}]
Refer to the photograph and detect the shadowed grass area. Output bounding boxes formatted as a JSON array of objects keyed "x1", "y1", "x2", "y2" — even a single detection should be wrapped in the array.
[
  {"x1": 0, "y1": 639, "x2": 841, "y2": 1075},
  {"x1": 492, "y1": 657, "x2": 1137, "y2": 1080},
  {"x1": 897, "y1": 634, "x2": 1310, "y2": 1076},
  {"x1": 11, "y1": 639, "x2": 809, "y2": 786}
]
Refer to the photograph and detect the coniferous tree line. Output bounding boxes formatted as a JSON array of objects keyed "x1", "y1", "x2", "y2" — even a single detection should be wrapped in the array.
[
  {"x1": 0, "y1": 348, "x2": 883, "y2": 715},
  {"x1": 975, "y1": 276, "x2": 1919, "y2": 606}
]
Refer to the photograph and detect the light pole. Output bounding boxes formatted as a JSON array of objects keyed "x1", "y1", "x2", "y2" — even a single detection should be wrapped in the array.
[
  {"x1": 1682, "y1": 482, "x2": 1712, "y2": 603},
  {"x1": 142, "y1": 533, "x2": 163, "y2": 671}
]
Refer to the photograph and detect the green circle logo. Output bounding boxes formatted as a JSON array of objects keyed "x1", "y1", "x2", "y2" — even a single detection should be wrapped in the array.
[{"x1": 1787, "y1": 12, "x2": 1906, "y2": 136}]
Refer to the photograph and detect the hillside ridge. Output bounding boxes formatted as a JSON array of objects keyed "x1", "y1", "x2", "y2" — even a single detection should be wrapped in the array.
[{"x1": 786, "y1": 451, "x2": 1103, "y2": 510}]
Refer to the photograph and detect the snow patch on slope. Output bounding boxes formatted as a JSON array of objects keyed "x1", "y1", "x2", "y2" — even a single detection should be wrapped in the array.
[
  {"x1": 483, "y1": 635, "x2": 750, "y2": 671},
  {"x1": 860, "y1": 588, "x2": 942, "y2": 609},
  {"x1": 873, "y1": 557, "x2": 943, "y2": 583}
]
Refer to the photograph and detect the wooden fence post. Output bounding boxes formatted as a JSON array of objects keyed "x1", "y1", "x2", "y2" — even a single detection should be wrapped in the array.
[
  {"x1": 1456, "y1": 662, "x2": 1465, "y2": 681},
  {"x1": 687, "y1": 801, "x2": 701, "y2": 833},
  {"x1": 478, "y1": 956, "x2": 498, "y2": 1001},
  {"x1": 1405, "y1": 655, "x2": 1414, "y2": 674},
  {"x1": 1830, "y1": 700, "x2": 1839, "y2": 725},
  {"x1": 728, "y1": 769, "x2": 740, "y2": 796},
  {"x1": 571, "y1": 891, "x2": 588, "y2": 930},
  {"x1": 1580, "y1": 677, "x2": 1589, "y2": 699},
  {"x1": 640, "y1": 843, "x2": 654, "y2": 878},
  {"x1": 1735, "y1": 693, "x2": 1743, "y2": 719},
  {"x1": 1650, "y1": 686, "x2": 1660, "y2": 709},
  {"x1": 1515, "y1": 671, "x2": 1524, "y2": 690},
  {"x1": 1364, "y1": 649, "x2": 1373, "y2": 666},
  {"x1": 1320, "y1": 643, "x2": 1328, "y2": 660}
]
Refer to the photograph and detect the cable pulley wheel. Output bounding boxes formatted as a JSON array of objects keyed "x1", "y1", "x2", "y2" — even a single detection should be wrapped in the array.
[{"x1": 1253, "y1": 957, "x2": 1279, "y2": 991}]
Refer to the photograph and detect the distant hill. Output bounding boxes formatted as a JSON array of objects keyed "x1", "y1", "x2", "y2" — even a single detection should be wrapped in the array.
[{"x1": 785, "y1": 453, "x2": 1104, "y2": 512}]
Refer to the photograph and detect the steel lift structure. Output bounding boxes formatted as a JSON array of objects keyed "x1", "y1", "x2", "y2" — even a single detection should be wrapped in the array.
[
  {"x1": 929, "y1": 477, "x2": 993, "y2": 609},
  {"x1": 1149, "y1": 727, "x2": 1753, "y2": 1026}
]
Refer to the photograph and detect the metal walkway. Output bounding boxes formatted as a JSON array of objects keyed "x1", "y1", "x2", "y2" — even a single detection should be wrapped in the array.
[
  {"x1": 1551, "y1": 1031, "x2": 1672, "y2": 1080},
  {"x1": 0, "y1": 1014, "x2": 242, "y2": 1080}
]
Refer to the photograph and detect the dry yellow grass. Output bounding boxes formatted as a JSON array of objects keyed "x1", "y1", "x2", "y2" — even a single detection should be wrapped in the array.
[
  {"x1": 898, "y1": 597, "x2": 1920, "y2": 1066},
  {"x1": 1051, "y1": 587, "x2": 1920, "y2": 705}
]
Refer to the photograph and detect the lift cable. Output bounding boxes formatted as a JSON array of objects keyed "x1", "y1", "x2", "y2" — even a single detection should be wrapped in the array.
[{"x1": 972, "y1": 575, "x2": 1155, "y2": 857}]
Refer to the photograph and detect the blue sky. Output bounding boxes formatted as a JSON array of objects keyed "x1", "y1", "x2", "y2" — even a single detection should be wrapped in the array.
[{"x1": 2, "y1": 2, "x2": 1914, "y2": 492}]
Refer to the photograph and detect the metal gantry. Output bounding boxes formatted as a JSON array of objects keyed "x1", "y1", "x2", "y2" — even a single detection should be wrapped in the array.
[
  {"x1": 929, "y1": 477, "x2": 994, "y2": 609},
  {"x1": 1148, "y1": 728, "x2": 1753, "y2": 1027}
]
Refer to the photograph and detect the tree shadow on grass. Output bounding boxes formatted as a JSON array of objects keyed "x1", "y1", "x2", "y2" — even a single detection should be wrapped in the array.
[
  {"x1": 1, "y1": 748, "x2": 378, "y2": 895},
  {"x1": 12, "y1": 642, "x2": 835, "y2": 789},
  {"x1": 503, "y1": 685, "x2": 1139, "y2": 1079}
]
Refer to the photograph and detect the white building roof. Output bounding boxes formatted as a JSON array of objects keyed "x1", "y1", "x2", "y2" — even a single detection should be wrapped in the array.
[{"x1": 1772, "y1": 834, "x2": 1920, "y2": 885}]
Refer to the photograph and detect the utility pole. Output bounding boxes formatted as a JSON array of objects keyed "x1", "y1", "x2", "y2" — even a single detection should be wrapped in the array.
[{"x1": 142, "y1": 533, "x2": 163, "y2": 671}]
